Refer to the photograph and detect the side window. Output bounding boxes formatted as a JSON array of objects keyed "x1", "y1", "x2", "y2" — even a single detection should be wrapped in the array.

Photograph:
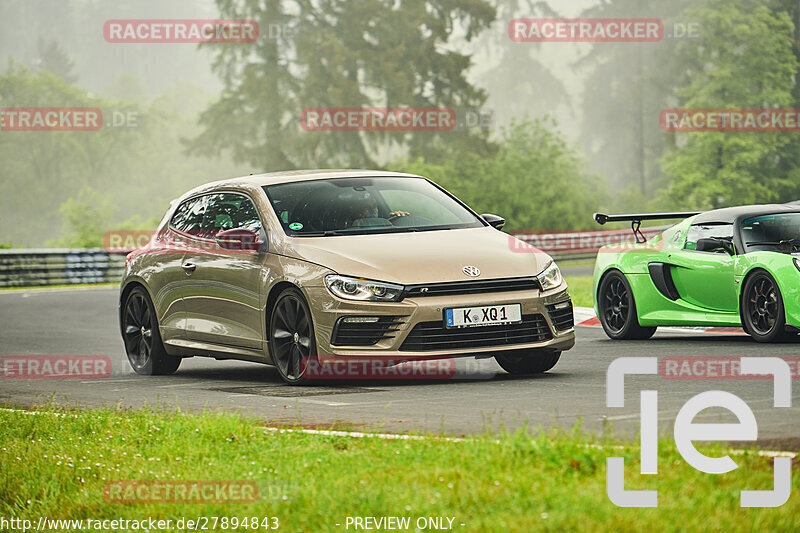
[
  {"x1": 201, "y1": 193, "x2": 263, "y2": 238},
  {"x1": 684, "y1": 223, "x2": 733, "y2": 252},
  {"x1": 170, "y1": 196, "x2": 207, "y2": 234}
]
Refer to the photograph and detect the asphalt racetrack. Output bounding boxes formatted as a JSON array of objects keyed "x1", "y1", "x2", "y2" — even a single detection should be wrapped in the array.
[{"x1": 1, "y1": 285, "x2": 798, "y2": 444}]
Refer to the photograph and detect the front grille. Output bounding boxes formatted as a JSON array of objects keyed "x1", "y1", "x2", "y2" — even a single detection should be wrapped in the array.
[
  {"x1": 404, "y1": 277, "x2": 541, "y2": 298},
  {"x1": 399, "y1": 314, "x2": 552, "y2": 352},
  {"x1": 331, "y1": 316, "x2": 404, "y2": 346},
  {"x1": 546, "y1": 300, "x2": 574, "y2": 331}
]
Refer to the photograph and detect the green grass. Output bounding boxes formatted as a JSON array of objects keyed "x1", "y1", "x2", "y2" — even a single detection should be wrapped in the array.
[
  {"x1": 1, "y1": 406, "x2": 797, "y2": 532},
  {"x1": 565, "y1": 275, "x2": 593, "y2": 308}
]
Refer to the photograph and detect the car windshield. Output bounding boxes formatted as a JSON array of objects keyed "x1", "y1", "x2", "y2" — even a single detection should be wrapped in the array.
[
  {"x1": 263, "y1": 177, "x2": 484, "y2": 236},
  {"x1": 742, "y1": 213, "x2": 800, "y2": 253}
]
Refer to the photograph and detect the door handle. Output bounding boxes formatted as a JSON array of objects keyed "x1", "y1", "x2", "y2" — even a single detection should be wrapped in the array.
[{"x1": 181, "y1": 262, "x2": 196, "y2": 273}]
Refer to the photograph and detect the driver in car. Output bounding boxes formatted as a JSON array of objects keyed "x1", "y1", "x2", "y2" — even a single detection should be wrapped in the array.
[{"x1": 347, "y1": 192, "x2": 409, "y2": 226}]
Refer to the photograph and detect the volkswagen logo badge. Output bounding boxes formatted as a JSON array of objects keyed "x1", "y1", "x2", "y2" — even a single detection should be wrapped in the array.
[{"x1": 462, "y1": 265, "x2": 480, "y2": 277}]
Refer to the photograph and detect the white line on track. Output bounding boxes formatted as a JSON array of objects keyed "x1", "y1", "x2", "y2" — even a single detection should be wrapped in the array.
[{"x1": 2, "y1": 407, "x2": 794, "y2": 458}]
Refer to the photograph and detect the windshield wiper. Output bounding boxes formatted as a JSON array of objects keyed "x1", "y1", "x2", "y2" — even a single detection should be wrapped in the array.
[{"x1": 292, "y1": 230, "x2": 347, "y2": 236}]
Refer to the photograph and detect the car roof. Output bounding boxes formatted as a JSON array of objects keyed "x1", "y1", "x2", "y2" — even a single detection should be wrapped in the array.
[
  {"x1": 173, "y1": 169, "x2": 424, "y2": 204},
  {"x1": 691, "y1": 204, "x2": 800, "y2": 224},
  {"x1": 210, "y1": 169, "x2": 420, "y2": 188}
]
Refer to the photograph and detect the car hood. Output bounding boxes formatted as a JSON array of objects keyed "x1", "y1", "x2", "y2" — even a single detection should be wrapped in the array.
[{"x1": 281, "y1": 227, "x2": 552, "y2": 285}]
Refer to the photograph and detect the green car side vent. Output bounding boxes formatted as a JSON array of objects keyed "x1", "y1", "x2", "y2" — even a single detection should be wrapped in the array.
[{"x1": 647, "y1": 262, "x2": 680, "y2": 301}]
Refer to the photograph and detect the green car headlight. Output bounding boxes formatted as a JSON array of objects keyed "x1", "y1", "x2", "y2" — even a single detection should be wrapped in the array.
[
  {"x1": 537, "y1": 262, "x2": 563, "y2": 291},
  {"x1": 325, "y1": 275, "x2": 404, "y2": 302},
  {"x1": 794, "y1": 257, "x2": 800, "y2": 272}
]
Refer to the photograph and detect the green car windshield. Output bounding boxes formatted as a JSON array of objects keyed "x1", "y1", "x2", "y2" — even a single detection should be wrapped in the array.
[
  {"x1": 263, "y1": 177, "x2": 484, "y2": 236},
  {"x1": 742, "y1": 213, "x2": 800, "y2": 253}
]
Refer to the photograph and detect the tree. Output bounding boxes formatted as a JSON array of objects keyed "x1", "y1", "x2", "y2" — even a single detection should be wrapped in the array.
[
  {"x1": 396, "y1": 118, "x2": 606, "y2": 231},
  {"x1": 661, "y1": 0, "x2": 799, "y2": 209},
  {"x1": 54, "y1": 187, "x2": 114, "y2": 248},
  {"x1": 473, "y1": 0, "x2": 569, "y2": 129},
  {"x1": 188, "y1": 0, "x2": 497, "y2": 171},
  {"x1": 36, "y1": 39, "x2": 77, "y2": 84},
  {"x1": 575, "y1": 0, "x2": 696, "y2": 198},
  {"x1": 0, "y1": 63, "x2": 247, "y2": 246}
]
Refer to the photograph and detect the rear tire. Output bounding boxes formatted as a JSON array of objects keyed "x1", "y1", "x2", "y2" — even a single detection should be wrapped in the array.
[
  {"x1": 598, "y1": 270, "x2": 657, "y2": 340},
  {"x1": 742, "y1": 270, "x2": 788, "y2": 343},
  {"x1": 122, "y1": 286, "x2": 181, "y2": 375},
  {"x1": 495, "y1": 350, "x2": 561, "y2": 374}
]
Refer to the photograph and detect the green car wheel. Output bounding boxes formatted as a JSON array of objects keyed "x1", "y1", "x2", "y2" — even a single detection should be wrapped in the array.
[
  {"x1": 598, "y1": 271, "x2": 657, "y2": 340},
  {"x1": 741, "y1": 270, "x2": 789, "y2": 343}
]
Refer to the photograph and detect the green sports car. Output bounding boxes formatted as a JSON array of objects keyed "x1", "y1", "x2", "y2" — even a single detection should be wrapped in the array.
[{"x1": 592, "y1": 204, "x2": 800, "y2": 343}]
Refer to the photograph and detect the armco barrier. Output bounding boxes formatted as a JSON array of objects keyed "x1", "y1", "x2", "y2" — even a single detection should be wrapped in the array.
[
  {"x1": 511, "y1": 227, "x2": 664, "y2": 256},
  {"x1": 0, "y1": 249, "x2": 125, "y2": 288},
  {"x1": 0, "y1": 227, "x2": 665, "y2": 287}
]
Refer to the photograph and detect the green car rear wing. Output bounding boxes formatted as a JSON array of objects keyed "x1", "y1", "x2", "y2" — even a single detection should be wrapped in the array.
[{"x1": 593, "y1": 211, "x2": 703, "y2": 243}]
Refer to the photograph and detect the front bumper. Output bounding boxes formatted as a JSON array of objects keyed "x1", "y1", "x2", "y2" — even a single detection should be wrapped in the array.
[{"x1": 306, "y1": 283, "x2": 576, "y2": 359}]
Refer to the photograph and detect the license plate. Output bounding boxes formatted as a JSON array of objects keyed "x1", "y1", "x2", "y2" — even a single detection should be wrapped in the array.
[{"x1": 444, "y1": 304, "x2": 522, "y2": 328}]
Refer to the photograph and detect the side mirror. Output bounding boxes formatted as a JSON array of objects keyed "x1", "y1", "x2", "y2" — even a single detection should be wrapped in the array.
[
  {"x1": 481, "y1": 213, "x2": 505, "y2": 230},
  {"x1": 215, "y1": 228, "x2": 264, "y2": 252},
  {"x1": 695, "y1": 237, "x2": 733, "y2": 254}
]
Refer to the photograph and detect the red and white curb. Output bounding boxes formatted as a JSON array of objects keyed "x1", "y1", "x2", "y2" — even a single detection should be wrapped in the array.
[{"x1": 573, "y1": 307, "x2": 747, "y2": 335}]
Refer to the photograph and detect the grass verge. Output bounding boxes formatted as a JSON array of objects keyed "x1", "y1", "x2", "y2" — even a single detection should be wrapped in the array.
[
  {"x1": 1, "y1": 406, "x2": 797, "y2": 532},
  {"x1": 565, "y1": 275, "x2": 593, "y2": 308}
]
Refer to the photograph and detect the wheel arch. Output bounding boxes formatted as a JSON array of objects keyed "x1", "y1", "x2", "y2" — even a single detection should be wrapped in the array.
[
  {"x1": 119, "y1": 279, "x2": 152, "y2": 336},
  {"x1": 263, "y1": 280, "x2": 304, "y2": 362},
  {"x1": 595, "y1": 267, "x2": 624, "y2": 315},
  {"x1": 737, "y1": 266, "x2": 774, "y2": 323}
]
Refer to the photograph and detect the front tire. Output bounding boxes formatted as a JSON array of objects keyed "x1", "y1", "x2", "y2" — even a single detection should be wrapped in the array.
[
  {"x1": 269, "y1": 287, "x2": 317, "y2": 385},
  {"x1": 742, "y1": 271, "x2": 788, "y2": 343},
  {"x1": 598, "y1": 271, "x2": 656, "y2": 340},
  {"x1": 122, "y1": 287, "x2": 181, "y2": 375},
  {"x1": 495, "y1": 350, "x2": 561, "y2": 374}
]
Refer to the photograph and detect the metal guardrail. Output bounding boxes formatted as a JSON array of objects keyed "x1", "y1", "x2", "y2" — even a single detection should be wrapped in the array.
[
  {"x1": 0, "y1": 249, "x2": 126, "y2": 288},
  {"x1": 6, "y1": 224, "x2": 655, "y2": 288},
  {"x1": 0, "y1": 247, "x2": 599, "y2": 288}
]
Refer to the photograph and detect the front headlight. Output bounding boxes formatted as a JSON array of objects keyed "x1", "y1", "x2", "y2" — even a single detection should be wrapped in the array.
[
  {"x1": 325, "y1": 275, "x2": 404, "y2": 302},
  {"x1": 794, "y1": 257, "x2": 800, "y2": 272},
  {"x1": 537, "y1": 261, "x2": 563, "y2": 291}
]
